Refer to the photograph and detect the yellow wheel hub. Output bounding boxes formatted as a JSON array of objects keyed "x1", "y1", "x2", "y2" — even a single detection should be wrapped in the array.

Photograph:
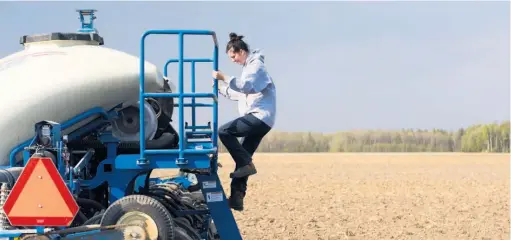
[{"x1": 117, "y1": 211, "x2": 158, "y2": 240}]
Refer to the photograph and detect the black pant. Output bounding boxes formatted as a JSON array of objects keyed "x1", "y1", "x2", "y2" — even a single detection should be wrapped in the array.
[{"x1": 218, "y1": 114, "x2": 271, "y2": 193}]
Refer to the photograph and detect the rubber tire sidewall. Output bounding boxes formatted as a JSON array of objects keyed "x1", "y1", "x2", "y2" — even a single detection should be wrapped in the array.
[{"x1": 100, "y1": 195, "x2": 174, "y2": 240}]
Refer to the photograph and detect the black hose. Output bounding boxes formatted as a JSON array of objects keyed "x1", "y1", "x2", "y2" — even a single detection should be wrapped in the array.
[
  {"x1": 76, "y1": 198, "x2": 105, "y2": 211},
  {"x1": 77, "y1": 211, "x2": 88, "y2": 223},
  {"x1": 83, "y1": 214, "x2": 103, "y2": 225},
  {"x1": 0, "y1": 167, "x2": 24, "y2": 188}
]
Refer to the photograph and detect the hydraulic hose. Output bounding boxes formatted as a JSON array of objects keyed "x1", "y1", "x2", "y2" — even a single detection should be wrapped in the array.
[
  {"x1": 76, "y1": 198, "x2": 105, "y2": 211},
  {"x1": 0, "y1": 167, "x2": 24, "y2": 188}
]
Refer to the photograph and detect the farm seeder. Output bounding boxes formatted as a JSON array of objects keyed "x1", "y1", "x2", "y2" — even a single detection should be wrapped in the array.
[{"x1": 0, "y1": 9, "x2": 242, "y2": 240}]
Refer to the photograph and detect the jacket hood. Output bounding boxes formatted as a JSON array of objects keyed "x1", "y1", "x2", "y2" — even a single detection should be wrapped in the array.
[{"x1": 245, "y1": 49, "x2": 264, "y2": 65}]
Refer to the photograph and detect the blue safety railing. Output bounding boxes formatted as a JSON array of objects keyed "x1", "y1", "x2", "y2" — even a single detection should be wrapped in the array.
[
  {"x1": 139, "y1": 30, "x2": 219, "y2": 166},
  {"x1": 164, "y1": 58, "x2": 215, "y2": 132}
]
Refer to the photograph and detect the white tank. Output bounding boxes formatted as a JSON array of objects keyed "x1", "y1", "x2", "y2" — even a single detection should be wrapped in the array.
[{"x1": 0, "y1": 30, "x2": 169, "y2": 166}]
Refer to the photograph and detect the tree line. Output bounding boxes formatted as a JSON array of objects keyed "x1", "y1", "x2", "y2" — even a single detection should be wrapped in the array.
[{"x1": 217, "y1": 121, "x2": 510, "y2": 153}]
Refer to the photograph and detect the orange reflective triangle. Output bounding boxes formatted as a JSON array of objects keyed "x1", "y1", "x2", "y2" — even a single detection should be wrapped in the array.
[{"x1": 4, "y1": 157, "x2": 79, "y2": 226}]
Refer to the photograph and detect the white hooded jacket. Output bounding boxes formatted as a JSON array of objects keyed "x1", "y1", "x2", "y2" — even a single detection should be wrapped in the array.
[{"x1": 218, "y1": 49, "x2": 277, "y2": 128}]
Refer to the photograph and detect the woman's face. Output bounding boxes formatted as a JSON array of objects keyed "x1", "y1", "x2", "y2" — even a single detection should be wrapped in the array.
[{"x1": 227, "y1": 48, "x2": 247, "y2": 65}]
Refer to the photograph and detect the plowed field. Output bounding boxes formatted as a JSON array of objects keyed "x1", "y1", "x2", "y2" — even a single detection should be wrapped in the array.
[{"x1": 213, "y1": 153, "x2": 509, "y2": 240}]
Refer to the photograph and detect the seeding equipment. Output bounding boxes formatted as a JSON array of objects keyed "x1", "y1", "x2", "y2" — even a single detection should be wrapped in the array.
[{"x1": 0, "y1": 9, "x2": 242, "y2": 240}]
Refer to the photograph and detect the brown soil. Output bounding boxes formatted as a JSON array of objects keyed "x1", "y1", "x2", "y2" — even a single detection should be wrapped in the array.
[{"x1": 157, "y1": 153, "x2": 510, "y2": 240}]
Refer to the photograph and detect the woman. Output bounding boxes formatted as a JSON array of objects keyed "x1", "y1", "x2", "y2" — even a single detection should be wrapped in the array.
[{"x1": 212, "y1": 32, "x2": 277, "y2": 211}]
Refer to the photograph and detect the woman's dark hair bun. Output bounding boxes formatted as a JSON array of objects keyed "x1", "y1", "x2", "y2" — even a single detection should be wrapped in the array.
[
  {"x1": 226, "y1": 32, "x2": 249, "y2": 53},
  {"x1": 229, "y1": 32, "x2": 244, "y2": 41}
]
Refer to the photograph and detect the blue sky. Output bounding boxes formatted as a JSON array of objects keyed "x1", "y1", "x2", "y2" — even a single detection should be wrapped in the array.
[{"x1": 0, "y1": 1, "x2": 509, "y2": 132}]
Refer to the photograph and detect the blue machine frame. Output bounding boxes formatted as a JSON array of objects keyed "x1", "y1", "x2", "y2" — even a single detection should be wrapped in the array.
[
  {"x1": 137, "y1": 29, "x2": 242, "y2": 239},
  {"x1": 0, "y1": 10, "x2": 243, "y2": 240}
]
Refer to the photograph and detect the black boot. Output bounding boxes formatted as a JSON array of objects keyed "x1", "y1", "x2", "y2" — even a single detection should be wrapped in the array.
[
  {"x1": 228, "y1": 190, "x2": 245, "y2": 211},
  {"x1": 229, "y1": 162, "x2": 257, "y2": 178}
]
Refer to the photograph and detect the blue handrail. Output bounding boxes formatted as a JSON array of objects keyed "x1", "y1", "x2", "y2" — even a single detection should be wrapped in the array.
[
  {"x1": 164, "y1": 58, "x2": 215, "y2": 132},
  {"x1": 164, "y1": 58, "x2": 214, "y2": 77},
  {"x1": 139, "y1": 29, "x2": 219, "y2": 165}
]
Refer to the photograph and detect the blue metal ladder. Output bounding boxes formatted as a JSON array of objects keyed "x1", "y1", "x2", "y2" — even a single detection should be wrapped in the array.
[{"x1": 138, "y1": 30, "x2": 243, "y2": 240}]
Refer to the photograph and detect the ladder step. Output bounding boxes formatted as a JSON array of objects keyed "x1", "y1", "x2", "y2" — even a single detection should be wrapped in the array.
[
  {"x1": 144, "y1": 92, "x2": 217, "y2": 99},
  {"x1": 186, "y1": 142, "x2": 213, "y2": 150},
  {"x1": 186, "y1": 131, "x2": 212, "y2": 137},
  {"x1": 166, "y1": 58, "x2": 214, "y2": 63},
  {"x1": 144, "y1": 148, "x2": 216, "y2": 155},
  {"x1": 173, "y1": 103, "x2": 214, "y2": 107},
  {"x1": 185, "y1": 125, "x2": 210, "y2": 130},
  {"x1": 187, "y1": 139, "x2": 213, "y2": 143}
]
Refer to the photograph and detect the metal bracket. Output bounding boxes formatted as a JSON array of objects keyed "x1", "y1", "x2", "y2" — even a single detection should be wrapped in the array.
[
  {"x1": 136, "y1": 158, "x2": 150, "y2": 166},
  {"x1": 77, "y1": 9, "x2": 97, "y2": 33},
  {"x1": 176, "y1": 157, "x2": 188, "y2": 165}
]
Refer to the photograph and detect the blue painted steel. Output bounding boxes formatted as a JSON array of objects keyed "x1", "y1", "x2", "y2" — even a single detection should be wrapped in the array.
[
  {"x1": 163, "y1": 56, "x2": 214, "y2": 134},
  {"x1": 113, "y1": 154, "x2": 211, "y2": 169},
  {"x1": 133, "y1": 173, "x2": 150, "y2": 193},
  {"x1": 63, "y1": 230, "x2": 101, "y2": 238},
  {"x1": 0, "y1": 228, "x2": 134, "y2": 239},
  {"x1": 1, "y1": 28, "x2": 241, "y2": 240},
  {"x1": 67, "y1": 119, "x2": 107, "y2": 142},
  {"x1": 77, "y1": 9, "x2": 98, "y2": 33},
  {"x1": 139, "y1": 29, "x2": 242, "y2": 239},
  {"x1": 175, "y1": 103, "x2": 214, "y2": 107},
  {"x1": 109, "y1": 170, "x2": 141, "y2": 202},
  {"x1": 0, "y1": 107, "x2": 119, "y2": 239},
  {"x1": 186, "y1": 130, "x2": 213, "y2": 136},
  {"x1": 139, "y1": 29, "x2": 218, "y2": 165},
  {"x1": 79, "y1": 158, "x2": 115, "y2": 189},
  {"x1": 164, "y1": 56, "x2": 214, "y2": 137},
  {"x1": 0, "y1": 230, "x2": 22, "y2": 238},
  {"x1": 163, "y1": 58, "x2": 213, "y2": 78},
  {"x1": 144, "y1": 149, "x2": 216, "y2": 155},
  {"x1": 196, "y1": 174, "x2": 242, "y2": 239},
  {"x1": 191, "y1": 61, "x2": 196, "y2": 132},
  {"x1": 163, "y1": 58, "x2": 217, "y2": 139},
  {"x1": 144, "y1": 92, "x2": 217, "y2": 100},
  {"x1": 186, "y1": 124, "x2": 211, "y2": 130},
  {"x1": 8, "y1": 106, "x2": 110, "y2": 167},
  {"x1": 150, "y1": 175, "x2": 193, "y2": 189},
  {"x1": 212, "y1": 44, "x2": 219, "y2": 173},
  {"x1": 177, "y1": 33, "x2": 185, "y2": 164}
]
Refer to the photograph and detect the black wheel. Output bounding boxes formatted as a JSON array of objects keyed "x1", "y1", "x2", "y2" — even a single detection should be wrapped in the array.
[
  {"x1": 100, "y1": 194, "x2": 174, "y2": 240},
  {"x1": 173, "y1": 217, "x2": 201, "y2": 240},
  {"x1": 174, "y1": 227, "x2": 195, "y2": 240}
]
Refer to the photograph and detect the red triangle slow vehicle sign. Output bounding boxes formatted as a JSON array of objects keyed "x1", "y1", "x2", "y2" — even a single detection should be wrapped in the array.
[{"x1": 3, "y1": 157, "x2": 79, "y2": 226}]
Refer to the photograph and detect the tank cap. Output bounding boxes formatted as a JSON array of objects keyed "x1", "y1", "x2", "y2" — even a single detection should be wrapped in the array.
[
  {"x1": 77, "y1": 9, "x2": 97, "y2": 33},
  {"x1": 19, "y1": 9, "x2": 104, "y2": 45},
  {"x1": 19, "y1": 32, "x2": 104, "y2": 45}
]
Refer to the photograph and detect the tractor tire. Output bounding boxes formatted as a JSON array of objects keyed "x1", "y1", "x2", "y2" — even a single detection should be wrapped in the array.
[
  {"x1": 174, "y1": 227, "x2": 195, "y2": 240},
  {"x1": 100, "y1": 194, "x2": 174, "y2": 240},
  {"x1": 173, "y1": 217, "x2": 201, "y2": 240}
]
